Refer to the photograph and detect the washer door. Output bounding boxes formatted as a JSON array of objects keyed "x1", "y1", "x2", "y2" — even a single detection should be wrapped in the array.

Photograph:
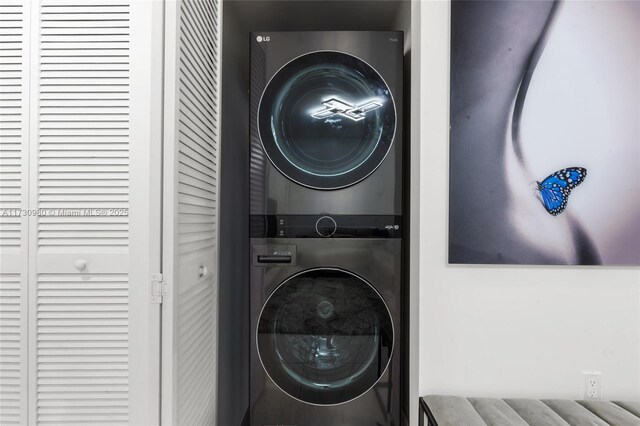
[
  {"x1": 257, "y1": 268, "x2": 394, "y2": 405},
  {"x1": 258, "y1": 51, "x2": 396, "y2": 190}
]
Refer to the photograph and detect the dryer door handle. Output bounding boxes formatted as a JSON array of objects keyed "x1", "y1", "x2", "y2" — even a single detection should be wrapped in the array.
[{"x1": 257, "y1": 255, "x2": 292, "y2": 264}]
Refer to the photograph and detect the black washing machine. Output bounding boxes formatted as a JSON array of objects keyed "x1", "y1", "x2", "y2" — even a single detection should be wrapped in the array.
[
  {"x1": 249, "y1": 31, "x2": 403, "y2": 426},
  {"x1": 250, "y1": 238, "x2": 402, "y2": 425},
  {"x1": 250, "y1": 31, "x2": 403, "y2": 216}
]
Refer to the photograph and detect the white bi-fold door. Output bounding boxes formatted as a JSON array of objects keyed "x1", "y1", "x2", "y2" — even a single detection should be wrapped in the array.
[
  {"x1": 0, "y1": 1, "x2": 163, "y2": 424},
  {"x1": 162, "y1": 0, "x2": 222, "y2": 424}
]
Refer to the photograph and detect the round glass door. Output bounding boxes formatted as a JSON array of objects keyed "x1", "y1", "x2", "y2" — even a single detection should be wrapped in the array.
[
  {"x1": 257, "y1": 268, "x2": 394, "y2": 405},
  {"x1": 258, "y1": 51, "x2": 396, "y2": 190}
]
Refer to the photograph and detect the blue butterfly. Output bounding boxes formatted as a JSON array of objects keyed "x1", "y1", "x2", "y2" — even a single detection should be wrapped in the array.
[{"x1": 536, "y1": 167, "x2": 587, "y2": 216}]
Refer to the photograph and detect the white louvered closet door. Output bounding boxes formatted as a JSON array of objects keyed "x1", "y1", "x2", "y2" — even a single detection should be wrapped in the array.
[
  {"x1": 0, "y1": 1, "x2": 163, "y2": 424},
  {"x1": 163, "y1": 0, "x2": 222, "y2": 424}
]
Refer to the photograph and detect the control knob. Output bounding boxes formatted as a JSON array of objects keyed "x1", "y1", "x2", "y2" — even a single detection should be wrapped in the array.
[{"x1": 315, "y1": 216, "x2": 337, "y2": 237}]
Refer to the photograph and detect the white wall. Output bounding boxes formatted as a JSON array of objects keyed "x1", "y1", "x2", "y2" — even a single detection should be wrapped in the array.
[{"x1": 411, "y1": 1, "x2": 640, "y2": 423}]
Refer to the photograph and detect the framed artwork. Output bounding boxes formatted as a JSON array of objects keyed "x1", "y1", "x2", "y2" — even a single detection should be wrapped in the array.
[{"x1": 449, "y1": 0, "x2": 640, "y2": 265}]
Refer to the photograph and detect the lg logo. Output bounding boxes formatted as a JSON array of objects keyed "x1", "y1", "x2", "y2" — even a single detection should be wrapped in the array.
[{"x1": 256, "y1": 35, "x2": 270, "y2": 42}]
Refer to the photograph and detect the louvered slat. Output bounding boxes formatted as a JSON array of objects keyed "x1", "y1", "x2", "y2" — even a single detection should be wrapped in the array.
[
  {"x1": 0, "y1": 3, "x2": 27, "y2": 424},
  {"x1": 37, "y1": 0, "x2": 129, "y2": 251},
  {"x1": 175, "y1": 0, "x2": 219, "y2": 425},
  {"x1": 36, "y1": 273, "x2": 129, "y2": 425},
  {"x1": 0, "y1": 2, "x2": 24, "y2": 252},
  {"x1": 0, "y1": 274, "x2": 22, "y2": 425}
]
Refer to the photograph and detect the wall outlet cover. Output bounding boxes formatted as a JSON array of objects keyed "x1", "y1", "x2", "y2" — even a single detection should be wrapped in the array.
[{"x1": 583, "y1": 371, "x2": 602, "y2": 400}]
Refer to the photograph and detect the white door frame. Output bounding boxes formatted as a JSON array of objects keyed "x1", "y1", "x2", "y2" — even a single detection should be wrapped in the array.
[
  {"x1": 129, "y1": 0, "x2": 164, "y2": 424},
  {"x1": 161, "y1": 0, "x2": 180, "y2": 423}
]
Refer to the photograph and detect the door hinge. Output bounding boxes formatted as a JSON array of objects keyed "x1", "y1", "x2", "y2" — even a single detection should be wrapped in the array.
[{"x1": 151, "y1": 273, "x2": 168, "y2": 304}]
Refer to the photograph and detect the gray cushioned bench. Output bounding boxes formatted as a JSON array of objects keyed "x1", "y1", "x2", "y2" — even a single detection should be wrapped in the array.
[{"x1": 419, "y1": 395, "x2": 640, "y2": 426}]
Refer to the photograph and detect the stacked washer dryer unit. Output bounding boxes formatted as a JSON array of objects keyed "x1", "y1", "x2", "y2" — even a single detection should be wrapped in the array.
[{"x1": 249, "y1": 31, "x2": 403, "y2": 426}]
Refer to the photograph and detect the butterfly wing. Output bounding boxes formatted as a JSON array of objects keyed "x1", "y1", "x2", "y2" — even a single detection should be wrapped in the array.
[
  {"x1": 557, "y1": 167, "x2": 587, "y2": 189},
  {"x1": 538, "y1": 182, "x2": 568, "y2": 215},
  {"x1": 537, "y1": 167, "x2": 587, "y2": 216}
]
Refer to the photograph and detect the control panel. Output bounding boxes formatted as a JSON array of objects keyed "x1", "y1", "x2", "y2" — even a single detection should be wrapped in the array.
[{"x1": 250, "y1": 215, "x2": 402, "y2": 238}]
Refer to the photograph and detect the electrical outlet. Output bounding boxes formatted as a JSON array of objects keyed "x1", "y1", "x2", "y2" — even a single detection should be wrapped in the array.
[{"x1": 583, "y1": 371, "x2": 602, "y2": 399}]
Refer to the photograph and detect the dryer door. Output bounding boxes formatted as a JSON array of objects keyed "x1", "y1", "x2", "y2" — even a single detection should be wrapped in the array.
[
  {"x1": 258, "y1": 51, "x2": 396, "y2": 190},
  {"x1": 257, "y1": 268, "x2": 394, "y2": 405}
]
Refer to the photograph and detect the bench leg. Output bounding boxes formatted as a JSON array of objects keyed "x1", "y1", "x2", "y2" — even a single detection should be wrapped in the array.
[{"x1": 419, "y1": 398, "x2": 439, "y2": 426}]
